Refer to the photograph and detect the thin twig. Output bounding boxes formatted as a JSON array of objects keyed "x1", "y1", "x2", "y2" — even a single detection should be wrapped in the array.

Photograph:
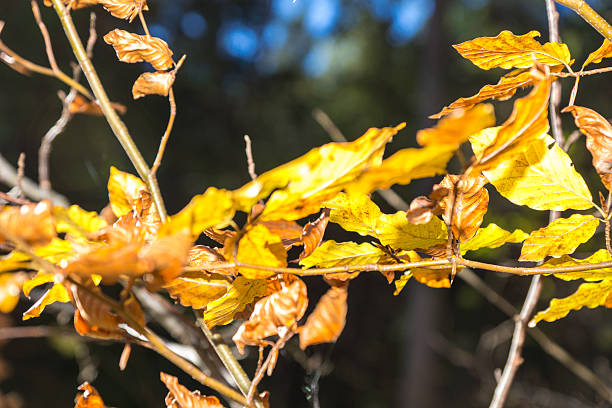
[
  {"x1": 563, "y1": 130, "x2": 582, "y2": 152},
  {"x1": 555, "y1": 0, "x2": 612, "y2": 42},
  {"x1": 30, "y1": 0, "x2": 60, "y2": 74},
  {"x1": 0, "y1": 191, "x2": 30, "y2": 205},
  {"x1": 16, "y1": 153, "x2": 25, "y2": 200},
  {"x1": 247, "y1": 332, "x2": 292, "y2": 403},
  {"x1": 138, "y1": 10, "x2": 151, "y2": 37},
  {"x1": 244, "y1": 135, "x2": 257, "y2": 181},
  {"x1": 151, "y1": 88, "x2": 176, "y2": 177}
]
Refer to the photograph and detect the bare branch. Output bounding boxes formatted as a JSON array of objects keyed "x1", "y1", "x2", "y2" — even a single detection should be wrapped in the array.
[
  {"x1": 16, "y1": 153, "x2": 25, "y2": 200},
  {"x1": 244, "y1": 135, "x2": 257, "y2": 181},
  {"x1": 555, "y1": 0, "x2": 612, "y2": 42},
  {"x1": 151, "y1": 88, "x2": 176, "y2": 177}
]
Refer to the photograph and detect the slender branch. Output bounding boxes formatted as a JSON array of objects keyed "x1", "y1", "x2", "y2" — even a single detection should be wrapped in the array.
[
  {"x1": 30, "y1": 0, "x2": 60, "y2": 74},
  {"x1": 244, "y1": 135, "x2": 257, "y2": 181},
  {"x1": 150, "y1": 88, "x2": 176, "y2": 177},
  {"x1": 555, "y1": 66, "x2": 612, "y2": 77},
  {"x1": 555, "y1": 0, "x2": 612, "y2": 42},
  {"x1": 16, "y1": 153, "x2": 25, "y2": 200},
  {"x1": 49, "y1": 0, "x2": 167, "y2": 222}
]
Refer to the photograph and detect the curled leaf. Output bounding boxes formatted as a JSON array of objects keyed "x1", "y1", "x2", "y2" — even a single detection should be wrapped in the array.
[
  {"x1": 0, "y1": 201, "x2": 56, "y2": 247},
  {"x1": 160, "y1": 372, "x2": 224, "y2": 408},
  {"x1": 417, "y1": 104, "x2": 494, "y2": 147},
  {"x1": 132, "y1": 71, "x2": 175, "y2": 99},
  {"x1": 299, "y1": 286, "x2": 348, "y2": 349},
  {"x1": 0, "y1": 272, "x2": 27, "y2": 313},
  {"x1": 582, "y1": 39, "x2": 612, "y2": 69},
  {"x1": 563, "y1": 105, "x2": 612, "y2": 190},
  {"x1": 299, "y1": 208, "x2": 330, "y2": 260},
  {"x1": 23, "y1": 282, "x2": 71, "y2": 320},
  {"x1": 68, "y1": 94, "x2": 127, "y2": 116},
  {"x1": 43, "y1": 0, "x2": 97, "y2": 9},
  {"x1": 165, "y1": 272, "x2": 230, "y2": 309},
  {"x1": 103, "y1": 29, "x2": 174, "y2": 70},
  {"x1": 203, "y1": 276, "x2": 267, "y2": 327},
  {"x1": 98, "y1": 0, "x2": 149, "y2": 22},
  {"x1": 74, "y1": 382, "x2": 108, "y2": 408}
]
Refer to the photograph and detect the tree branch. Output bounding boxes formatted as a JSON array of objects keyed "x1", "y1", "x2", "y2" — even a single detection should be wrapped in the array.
[{"x1": 555, "y1": 0, "x2": 612, "y2": 41}]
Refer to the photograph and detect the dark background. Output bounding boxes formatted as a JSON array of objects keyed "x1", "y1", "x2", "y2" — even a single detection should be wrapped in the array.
[{"x1": 1, "y1": 0, "x2": 612, "y2": 407}]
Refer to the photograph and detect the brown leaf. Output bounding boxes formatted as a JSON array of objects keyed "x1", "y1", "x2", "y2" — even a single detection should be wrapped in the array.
[
  {"x1": 0, "y1": 272, "x2": 28, "y2": 313},
  {"x1": 160, "y1": 372, "x2": 225, "y2": 408},
  {"x1": 132, "y1": 71, "x2": 175, "y2": 99},
  {"x1": 0, "y1": 201, "x2": 56, "y2": 247},
  {"x1": 299, "y1": 208, "x2": 330, "y2": 260},
  {"x1": 563, "y1": 105, "x2": 612, "y2": 190},
  {"x1": 74, "y1": 382, "x2": 108, "y2": 408},
  {"x1": 405, "y1": 196, "x2": 444, "y2": 225},
  {"x1": 44, "y1": 0, "x2": 98, "y2": 10},
  {"x1": 98, "y1": 0, "x2": 148, "y2": 22},
  {"x1": 299, "y1": 286, "x2": 348, "y2": 349},
  {"x1": 165, "y1": 271, "x2": 230, "y2": 309},
  {"x1": 232, "y1": 278, "x2": 308, "y2": 354},
  {"x1": 438, "y1": 174, "x2": 489, "y2": 242},
  {"x1": 140, "y1": 231, "x2": 193, "y2": 287},
  {"x1": 68, "y1": 94, "x2": 127, "y2": 116},
  {"x1": 72, "y1": 285, "x2": 123, "y2": 339},
  {"x1": 103, "y1": 29, "x2": 174, "y2": 71},
  {"x1": 203, "y1": 228, "x2": 236, "y2": 245}
]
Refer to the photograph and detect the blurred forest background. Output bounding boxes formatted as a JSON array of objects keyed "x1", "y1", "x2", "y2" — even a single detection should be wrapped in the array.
[{"x1": 1, "y1": 0, "x2": 612, "y2": 407}]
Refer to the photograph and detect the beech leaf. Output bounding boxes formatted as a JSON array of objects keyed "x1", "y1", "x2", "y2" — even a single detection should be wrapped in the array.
[
  {"x1": 299, "y1": 286, "x2": 348, "y2": 349},
  {"x1": 0, "y1": 272, "x2": 27, "y2": 313},
  {"x1": 23, "y1": 282, "x2": 71, "y2": 320},
  {"x1": 236, "y1": 224, "x2": 287, "y2": 279},
  {"x1": 375, "y1": 211, "x2": 447, "y2": 251},
  {"x1": 299, "y1": 240, "x2": 386, "y2": 269},
  {"x1": 74, "y1": 382, "x2": 109, "y2": 408},
  {"x1": 582, "y1": 39, "x2": 612, "y2": 69},
  {"x1": 417, "y1": 104, "x2": 495, "y2": 147},
  {"x1": 299, "y1": 208, "x2": 330, "y2": 260},
  {"x1": 160, "y1": 372, "x2": 225, "y2": 408},
  {"x1": 0, "y1": 201, "x2": 56, "y2": 247},
  {"x1": 203, "y1": 276, "x2": 267, "y2": 327},
  {"x1": 132, "y1": 71, "x2": 175, "y2": 99},
  {"x1": 539, "y1": 249, "x2": 612, "y2": 282},
  {"x1": 68, "y1": 94, "x2": 127, "y2": 116},
  {"x1": 165, "y1": 271, "x2": 230, "y2": 309},
  {"x1": 461, "y1": 223, "x2": 528, "y2": 254},
  {"x1": 53, "y1": 205, "x2": 107, "y2": 242},
  {"x1": 325, "y1": 192, "x2": 382, "y2": 237},
  {"x1": 103, "y1": 29, "x2": 173, "y2": 70},
  {"x1": 98, "y1": 0, "x2": 149, "y2": 22}
]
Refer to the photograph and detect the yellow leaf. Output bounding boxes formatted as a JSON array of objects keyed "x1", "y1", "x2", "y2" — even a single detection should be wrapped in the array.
[
  {"x1": 53, "y1": 205, "x2": 107, "y2": 242},
  {"x1": 108, "y1": 166, "x2": 148, "y2": 217},
  {"x1": 203, "y1": 277, "x2": 267, "y2": 328},
  {"x1": 461, "y1": 223, "x2": 528, "y2": 254},
  {"x1": 540, "y1": 249, "x2": 612, "y2": 281},
  {"x1": 471, "y1": 131, "x2": 593, "y2": 211},
  {"x1": 343, "y1": 145, "x2": 455, "y2": 194},
  {"x1": 530, "y1": 280, "x2": 612, "y2": 325},
  {"x1": 472, "y1": 68, "x2": 551, "y2": 169},
  {"x1": 160, "y1": 187, "x2": 236, "y2": 237},
  {"x1": 412, "y1": 267, "x2": 451, "y2": 289},
  {"x1": 0, "y1": 250, "x2": 30, "y2": 273},
  {"x1": 394, "y1": 272, "x2": 412, "y2": 295},
  {"x1": 417, "y1": 104, "x2": 495, "y2": 147},
  {"x1": 164, "y1": 271, "x2": 231, "y2": 310},
  {"x1": 582, "y1": 39, "x2": 612, "y2": 69},
  {"x1": 299, "y1": 240, "x2": 386, "y2": 268},
  {"x1": 325, "y1": 193, "x2": 382, "y2": 237},
  {"x1": 23, "y1": 271, "x2": 54, "y2": 296},
  {"x1": 453, "y1": 30, "x2": 571, "y2": 70},
  {"x1": 375, "y1": 211, "x2": 447, "y2": 251},
  {"x1": 23, "y1": 283, "x2": 71, "y2": 320},
  {"x1": 236, "y1": 224, "x2": 287, "y2": 279},
  {"x1": 0, "y1": 272, "x2": 27, "y2": 313},
  {"x1": 519, "y1": 214, "x2": 599, "y2": 262},
  {"x1": 103, "y1": 29, "x2": 173, "y2": 70}
]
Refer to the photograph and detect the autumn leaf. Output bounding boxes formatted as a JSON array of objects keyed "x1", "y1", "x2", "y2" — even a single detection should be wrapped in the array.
[
  {"x1": 299, "y1": 286, "x2": 348, "y2": 349},
  {"x1": 103, "y1": 29, "x2": 173, "y2": 70},
  {"x1": 453, "y1": 30, "x2": 571, "y2": 70},
  {"x1": 325, "y1": 192, "x2": 382, "y2": 237},
  {"x1": 375, "y1": 211, "x2": 447, "y2": 251},
  {"x1": 417, "y1": 104, "x2": 495, "y2": 147},
  {"x1": 0, "y1": 201, "x2": 56, "y2": 247},
  {"x1": 203, "y1": 276, "x2": 267, "y2": 327},
  {"x1": 530, "y1": 280, "x2": 612, "y2": 325},
  {"x1": 23, "y1": 282, "x2": 71, "y2": 320},
  {"x1": 107, "y1": 167, "x2": 149, "y2": 218},
  {"x1": 405, "y1": 184, "x2": 448, "y2": 225},
  {"x1": 53, "y1": 205, "x2": 107, "y2": 242},
  {"x1": 43, "y1": 0, "x2": 97, "y2": 10},
  {"x1": 461, "y1": 223, "x2": 528, "y2": 254},
  {"x1": 563, "y1": 105, "x2": 612, "y2": 190},
  {"x1": 74, "y1": 382, "x2": 108, "y2": 408},
  {"x1": 258, "y1": 220, "x2": 303, "y2": 248},
  {"x1": 132, "y1": 71, "x2": 175, "y2": 99},
  {"x1": 539, "y1": 249, "x2": 612, "y2": 282},
  {"x1": 235, "y1": 224, "x2": 287, "y2": 279},
  {"x1": 0, "y1": 272, "x2": 27, "y2": 313},
  {"x1": 582, "y1": 39, "x2": 612, "y2": 69},
  {"x1": 98, "y1": 0, "x2": 149, "y2": 22},
  {"x1": 232, "y1": 278, "x2": 307, "y2": 353},
  {"x1": 68, "y1": 94, "x2": 127, "y2": 116},
  {"x1": 299, "y1": 208, "x2": 330, "y2": 260},
  {"x1": 519, "y1": 214, "x2": 599, "y2": 262},
  {"x1": 165, "y1": 271, "x2": 230, "y2": 309},
  {"x1": 160, "y1": 372, "x2": 224, "y2": 408},
  {"x1": 300, "y1": 240, "x2": 386, "y2": 269},
  {"x1": 470, "y1": 131, "x2": 593, "y2": 211},
  {"x1": 393, "y1": 252, "x2": 451, "y2": 293}
]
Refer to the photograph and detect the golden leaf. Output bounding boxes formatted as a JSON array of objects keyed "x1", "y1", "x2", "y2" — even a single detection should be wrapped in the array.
[
  {"x1": 203, "y1": 276, "x2": 267, "y2": 327},
  {"x1": 299, "y1": 208, "x2": 330, "y2": 260},
  {"x1": 530, "y1": 280, "x2": 612, "y2": 325},
  {"x1": 53, "y1": 205, "x2": 107, "y2": 242},
  {"x1": 107, "y1": 167, "x2": 148, "y2": 218},
  {"x1": 472, "y1": 67, "x2": 551, "y2": 169},
  {"x1": 258, "y1": 220, "x2": 303, "y2": 248},
  {"x1": 412, "y1": 267, "x2": 451, "y2": 289},
  {"x1": 519, "y1": 214, "x2": 599, "y2": 262},
  {"x1": 188, "y1": 245, "x2": 227, "y2": 268},
  {"x1": 299, "y1": 286, "x2": 348, "y2": 349},
  {"x1": 103, "y1": 29, "x2": 173, "y2": 71},
  {"x1": 325, "y1": 192, "x2": 382, "y2": 237},
  {"x1": 23, "y1": 282, "x2": 71, "y2": 320},
  {"x1": 563, "y1": 105, "x2": 612, "y2": 190},
  {"x1": 0, "y1": 201, "x2": 56, "y2": 247},
  {"x1": 165, "y1": 271, "x2": 230, "y2": 309},
  {"x1": 453, "y1": 30, "x2": 571, "y2": 70},
  {"x1": 132, "y1": 71, "x2": 175, "y2": 99},
  {"x1": 461, "y1": 223, "x2": 528, "y2": 254},
  {"x1": 74, "y1": 382, "x2": 109, "y2": 408},
  {"x1": 232, "y1": 278, "x2": 307, "y2": 353},
  {"x1": 68, "y1": 94, "x2": 127, "y2": 116},
  {"x1": 375, "y1": 211, "x2": 447, "y2": 251},
  {"x1": 0, "y1": 272, "x2": 27, "y2": 313},
  {"x1": 160, "y1": 372, "x2": 225, "y2": 408},
  {"x1": 539, "y1": 249, "x2": 612, "y2": 281},
  {"x1": 470, "y1": 131, "x2": 593, "y2": 211},
  {"x1": 43, "y1": 0, "x2": 97, "y2": 10},
  {"x1": 417, "y1": 104, "x2": 495, "y2": 147},
  {"x1": 98, "y1": 0, "x2": 148, "y2": 22},
  {"x1": 299, "y1": 240, "x2": 386, "y2": 269},
  {"x1": 582, "y1": 39, "x2": 612, "y2": 69},
  {"x1": 235, "y1": 224, "x2": 287, "y2": 279},
  {"x1": 394, "y1": 272, "x2": 411, "y2": 295}
]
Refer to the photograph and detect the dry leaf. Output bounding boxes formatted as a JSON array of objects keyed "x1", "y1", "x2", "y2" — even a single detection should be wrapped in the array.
[
  {"x1": 405, "y1": 184, "x2": 449, "y2": 225},
  {"x1": 98, "y1": 0, "x2": 148, "y2": 22},
  {"x1": 74, "y1": 382, "x2": 108, "y2": 408},
  {"x1": 132, "y1": 71, "x2": 175, "y2": 99},
  {"x1": 0, "y1": 201, "x2": 56, "y2": 247},
  {"x1": 563, "y1": 105, "x2": 612, "y2": 190},
  {"x1": 299, "y1": 208, "x2": 330, "y2": 260},
  {"x1": 0, "y1": 272, "x2": 28, "y2": 313},
  {"x1": 259, "y1": 220, "x2": 303, "y2": 248},
  {"x1": 165, "y1": 271, "x2": 230, "y2": 309},
  {"x1": 160, "y1": 372, "x2": 224, "y2": 408},
  {"x1": 203, "y1": 276, "x2": 267, "y2": 327},
  {"x1": 299, "y1": 286, "x2": 347, "y2": 349},
  {"x1": 235, "y1": 224, "x2": 287, "y2": 279},
  {"x1": 43, "y1": 0, "x2": 98, "y2": 9},
  {"x1": 417, "y1": 104, "x2": 495, "y2": 147},
  {"x1": 68, "y1": 94, "x2": 127, "y2": 116},
  {"x1": 103, "y1": 29, "x2": 174, "y2": 70}
]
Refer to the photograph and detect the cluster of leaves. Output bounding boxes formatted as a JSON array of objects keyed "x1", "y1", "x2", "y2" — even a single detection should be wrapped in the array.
[{"x1": 3, "y1": 1, "x2": 612, "y2": 405}]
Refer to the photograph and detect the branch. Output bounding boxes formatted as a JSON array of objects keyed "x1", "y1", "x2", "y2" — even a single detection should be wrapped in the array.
[
  {"x1": 555, "y1": 0, "x2": 612, "y2": 41},
  {"x1": 49, "y1": 0, "x2": 167, "y2": 222}
]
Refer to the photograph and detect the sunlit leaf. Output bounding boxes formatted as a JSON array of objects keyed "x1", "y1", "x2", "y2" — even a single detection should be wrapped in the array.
[
  {"x1": 461, "y1": 223, "x2": 528, "y2": 254},
  {"x1": 0, "y1": 272, "x2": 27, "y2": 313},
  {"x1": 582, "y1": 39, "x2": 612, "y2": 69},
  {"x1": 203, "y1": 276, "x2": 267, "y2": 327},
  {"x1": 103, "y1": 29, "x2": 173, "y2": 70},
  {"x1": 53, "y1": 205, "x2": 107, "y2": 242},
  {"x1": 563, "y1": 105, "x2": 612, "y2": 190},
  {"x1": 98, "y1": 0, "x2": 149, "y2": 22},
  {"x1": 417, "y1": 104, "x2": 495, "y2": 147},
  {"x1": 107, "y1": 167, "x2": 148, "y2": 218},
  {"x1": 453, "y1": 30, "x2": 571, "y2": 70},
  {"x1": 132, "y1": 71, "x2": 175, "y2": 99},
  {"x1": 375, "y1": 211, "x2": 447, "y2": 251},
  {"x1": 258, "y1": 220, "x2": 303, "y2": 247},
  {"x1": 412, "y1": 267, "x2": 451, "y2": 289},
  {"x1": 74, "y1": 382, "x2": 109, "y2": 408},
  {"x1": 299, "y1": 209, "x2": 330, "y2": 260},
  {"x1": 325, "y1": 192, "x2": 382, "y2": 237},
  {"x1": 540, "y1": 249, "x2": 612, "y2": 281},
  {"x1": 43, "y1": 0, "x2": 97, "y2": 10},
  {"x1": 165, "y1": 272, "x2": 230, "y2": 309},
  {"x1": 0, "y1": 201, "x2": 56, "y2": 247},
  {"x1": 68, "y1": 94, "x2": 127, "y2": 116},
  {"x1": 300, "y1": 240, "x2": 386, "y2": 269},
  {"x1": 530, "y1": 280, "x2": 612, "y2": 325},
  {"x1": 519, "y1": 214, "x2": 599, "y2": 262},
  {"x1": 160, "y1": 372, "x2": 225, "y2": 408},
  {"x1": 299, "y1": 285, "x2": 348, "y2": 349},
  {"x1": 23, "y1": 282, "x2": 71, "y2": 320},
  {"x1": 471, "y1": 131, "x2": 593, "y2": 211},
  {"x1": 235, "y1": 224, "x2": 287, "y2": 279}
]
